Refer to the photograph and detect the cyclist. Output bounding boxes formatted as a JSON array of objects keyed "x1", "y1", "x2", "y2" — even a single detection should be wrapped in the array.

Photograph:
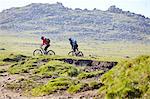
[
  {"x1": 69, "y1": 38, "x2": 78, "y2": 52},
  {"x1": 41, "y1": 36, "x2": 50, "y2": 54}
]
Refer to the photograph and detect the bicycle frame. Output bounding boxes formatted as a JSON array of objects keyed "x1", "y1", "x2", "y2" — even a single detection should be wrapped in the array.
[{"x1": 40, "y1": 46, "x2": 46, "y2": 54}]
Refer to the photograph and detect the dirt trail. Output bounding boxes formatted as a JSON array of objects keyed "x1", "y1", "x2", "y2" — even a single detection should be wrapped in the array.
[
  {"x1": 0, "y1": 72, "x2": 54, "y2": 99},
  {"x1": 0, "y1": 73, "x2": 25, "y2": 99},
  {"x1": 0, "y1": 64, "x2": 30, "y2": 99}
]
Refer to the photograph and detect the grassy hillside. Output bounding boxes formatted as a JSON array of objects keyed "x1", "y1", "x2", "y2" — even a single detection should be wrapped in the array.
[{"x1": 99, "y1": 55, "x2": 150, "y2": 98}]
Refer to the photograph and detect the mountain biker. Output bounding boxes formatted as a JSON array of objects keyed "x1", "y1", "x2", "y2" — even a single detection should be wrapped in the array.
[
  {"x1": 41, "y1": 36, "x2": 50, "y2": 54},
  {"x1": 69, "y1": 38, "x2": 78, "y2": 52}
]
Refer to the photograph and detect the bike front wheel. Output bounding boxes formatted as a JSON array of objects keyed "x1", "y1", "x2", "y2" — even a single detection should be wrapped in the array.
[
  {"x1": 47, "y1": 50, "x2": 55, "y2": 55},
  {"x1": 33, "y1": 49, "x2": 43, "y2": 56},
  {"x1": 76, "y1": 51, "x2": 84, "y2": 57},
  {"x1": 68, "y1": 51, "x2": 84, "y2": 57}
]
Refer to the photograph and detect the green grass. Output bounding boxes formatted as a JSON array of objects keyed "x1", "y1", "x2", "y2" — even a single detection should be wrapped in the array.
[
  {"x1": 0, "y1": 61, "x2": 6, "y2": 66},
  {"x1": 77, "y1": 70, "x2": 104, "y2": 79},
  {"x1": 34, "y1": 60, "x2": 79, "y2": 78},
  {"x1": 67, "y1": 83, "x2": 88, "y2": 94},
  {"x1": 99, "y1": 55, "x2": 150, "y2": 98},
  {"x1": 89, "y1": 81, "x2": 102, "y2": 89},
  {"x1": 8, "y1": 58, "x2": 37, "y2": 74},
  {"x1": 0, "y1": 52, "x2": 12, "y2": 65},
  {"x1": 31, "y1": 77, "x2": 76, "y2": 96},
  {"x1": 67, "y1": 81, "x2": 102, "y2": 94}
]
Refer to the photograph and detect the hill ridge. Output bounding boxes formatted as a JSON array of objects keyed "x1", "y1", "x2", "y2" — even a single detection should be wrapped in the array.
[{"x1": 0, "y1": 2, "x2": 150, "y2": 43}]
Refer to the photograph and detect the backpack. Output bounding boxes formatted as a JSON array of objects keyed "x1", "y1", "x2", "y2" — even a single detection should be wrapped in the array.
[{"x1": 46, "y1": 38, "x2": 50, "y2": 44}]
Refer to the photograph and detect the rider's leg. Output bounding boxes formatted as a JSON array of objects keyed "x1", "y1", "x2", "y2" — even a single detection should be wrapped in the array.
[
  {"x1": 75, "y1": 44, "x2": 78, "y2": 52},
  {"x1": 76, "y1": 46, "x2": 78, "y2": 51},
  {"x1": 75, "y1": 44, "x2": 78, "y2": 51},
  {"x1": 44, "y1": 44, "x2": 50, "y2": 54},
  {"x1": 73, "y1": 46, "x2": 76, "y2": 52}
]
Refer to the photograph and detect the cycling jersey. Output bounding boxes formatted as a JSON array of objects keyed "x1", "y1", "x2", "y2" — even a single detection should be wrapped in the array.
[{"x1": 42, "y1": 38, "x2": 49, "y2": 45}]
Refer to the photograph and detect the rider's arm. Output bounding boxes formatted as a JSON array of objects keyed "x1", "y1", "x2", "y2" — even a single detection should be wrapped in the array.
[{"x1": 41, "y1": 40, "x2": 44, "y2": 47}]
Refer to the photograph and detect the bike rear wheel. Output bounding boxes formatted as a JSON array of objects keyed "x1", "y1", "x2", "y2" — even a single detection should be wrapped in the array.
[
  {"x1": 47, "y1": 50, "x2": 55, "y2": 55},
  {"x1": 33, "y1": 49, "x2": 43, "y2": 56},
  {"x1": 68, "y1": 51, "x2": 76, "y2": 56}
]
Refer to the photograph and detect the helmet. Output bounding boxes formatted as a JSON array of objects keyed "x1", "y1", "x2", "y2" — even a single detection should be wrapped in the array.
[
  {"x1": 41, "y1": 36, "x2": 44, "y2": 39},
  {"x1": 69, "y1": 38, "x2": 72, "y2": 41}
]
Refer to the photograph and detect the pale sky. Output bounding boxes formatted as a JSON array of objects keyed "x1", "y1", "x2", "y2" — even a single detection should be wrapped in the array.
[{"x1": 0, "y1": 0, "x2": 150, "y2": 17}]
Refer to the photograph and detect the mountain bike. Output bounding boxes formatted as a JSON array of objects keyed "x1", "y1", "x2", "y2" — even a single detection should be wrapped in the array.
[
  {"x1": 33, "y1": 47, "x2": 55, "y2": 56},
  {"x1": 68, "y1": 50, "x2": 84, "y2": 57}
]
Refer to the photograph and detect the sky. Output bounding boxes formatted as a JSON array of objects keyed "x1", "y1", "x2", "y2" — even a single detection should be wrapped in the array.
[{"x1": 0, "y1": 0, "x2": 149, "y2": 18}]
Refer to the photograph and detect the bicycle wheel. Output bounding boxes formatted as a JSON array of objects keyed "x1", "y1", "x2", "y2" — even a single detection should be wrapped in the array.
[
  {"x1": 68, "y1": 51, "x2": 75, "y2": 56},
  {"x1": 47, "y1": 50, "x2": 55, "y2": 55},
  {"x1": 76, "y1": 51, "x2": 84, "y2": 57},
  {"x1": 33, "y1": 49, "x2": 43, "y2": 56}
]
